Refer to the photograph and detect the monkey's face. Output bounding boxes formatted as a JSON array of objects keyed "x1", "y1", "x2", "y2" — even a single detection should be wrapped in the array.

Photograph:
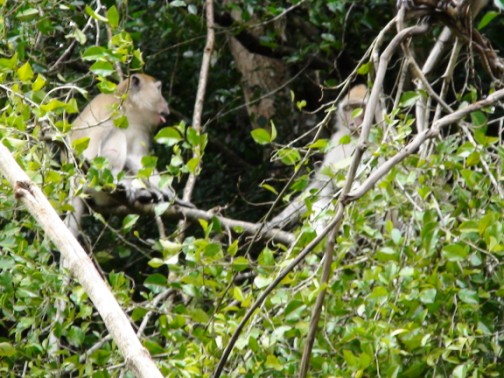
[
  {"x1": 336, "y1": 84, "x2": 368, "y2": 135},
  {"x1": 339, "y1": 101, "x2": 365, "y2": 134},
  {"x1": 128, "y1": 74, "x2": 170, "y2": 127}
]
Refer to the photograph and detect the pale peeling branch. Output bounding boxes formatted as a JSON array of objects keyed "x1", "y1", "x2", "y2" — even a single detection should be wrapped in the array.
[
  {"x1": 347, "y1": 88, "x2": 504, "y2": 202},
  {"x1": 0, "y1": 143, "x2": 163, "y2": 378},
  {"x1": 95, "y1": 202, "x2": 296, "y2": 245},
  {"x1": 300, "y1": 21, "x2": 431, "y2": 377},
  {"x1": 181, "y1": 0, "x2": 215, "y2": 201},
  {"x1": 212, "y1": 25, "x2": 504, "y2": 378},
  {"x1": 178, "y1": 0, "x2": 215, "y2": 237}
]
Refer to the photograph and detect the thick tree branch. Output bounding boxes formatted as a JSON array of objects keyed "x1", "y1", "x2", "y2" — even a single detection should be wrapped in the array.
[{"x1": 0, "y1": 144, "x2": 163, "y2": 378}]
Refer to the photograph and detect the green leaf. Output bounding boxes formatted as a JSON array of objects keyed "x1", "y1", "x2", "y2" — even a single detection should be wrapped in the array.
[
  {"x1": 343, "y1": 349, "x2": 359, "y2": 368},
  {"x1": 227, "y1": 240, "x2": 239, "y2": 256},
  {"x1": 82, "y1": 46, "x2": 110, "y2": 61},
  {"x1": 442, "y1": 243, "x2": 469, "y2": 262},
  {"x1": 391, "y1": 228, "x2": 401, "y2": 245},
  {"x1": 251, "y1": 128, "x2": 271, "y2": 145},
  {"x1": 0, "y1": 342, "x2": 16, "y2": 357},
  {"x1": 170, "y1": 0, "x2": 187, "y2": 7},
  {"x1": 260, "y1": 183, "x2": 278, "y2": 195},
  {"x1": 419, "y1": 288, "x2": 437, "y2": 304},
  {"x1": 278, "y1": 148, "x2": 301, "y2": 166},
  {"x1": 71, "y1": 137, "x2": 90, "y2": 155},
  {"x1": 232, "y1": 256, "x2": 249, "y2": 272},
  {"x1": 233, "y1": 286, "x2": 244, "y2": 302},
  {"x1": 478, "y1": 11, "x2": 499, "y2": 30},
  {"x1": 154, "y1": 202, "x2": 169, "y2": 217},
  {"x1": 265, "y1": 354, "x2": 283, "y2": 370},
  {"x1": 67, "y1": 326, "x2": 85, "y2": 347},
  {"x1": 258, "y1": 248, "x2": 275, "y2": 266},
  {"x1": 85, "y1": 5, "x2": 108, "y2": 22},
  {"x1": 399, "y1": 91, "x2": 420, "y2": 108},
  {"x1": 470, "y1": 110, "x2": 487, "y2": 128},
  {"x1": 189, "y1": 308, "x2": 209, "y2": 323},
  {"x1": 0, "y1": 53, "x2": 18, "y2": 70},
  {"x1": 31, "y1": 74, "x2": 46, "y2": 91},
  {"x1": 159, "y1": 239, "x2": 183, "y2": 256},
  {"x1": 107, "y1": 6, "x2": 120, "y2": 28},
  {"x1": 452, "y1": 363, "x2": 469, "y2": 378},
  {"x1": 254, "y1": 275, "x2": 273, "y2": 289},
  {"x1": 338, "y1": 134, "x2": 352, "y2": 145},
  {"x1": 122, "y1": 214, "x2": 139, "y2": 231},
  {"x1": 17, "y1": 62, "x2": 34, "y2": 81},
  {"x1": 308, "y1": 138, "x2": 328, "y2": 150},
  {"x1": 458, "y1": 289, "x2": 479, "y2": 305},
  {"x1": 296, "y1": 100, "x2": 307, "y2": 110},
  {"x1": 144, "y1": 273, "x2": 167, "y2": 287},
  {"x1": 90, "y1": 61, "x2": 115, "y2": 76},
  {"x1": 155, "y1": 127, "x2": 183, "y2": 146},
  {"x1": 67, "y1": 28, "x2": 86, "y2": 45},
  {"x1": 357, "y1": 62, "x2": 370, "y2": 75},
  {"x1": 113, "y1": 115, "x2": 128, "y2": 129},
  {"x1": 270, "y1": 121, "x2": 277, "y2": 142},
  {"x1": 186, "y1": 127, "x2": 200, "y2": 146},
  {"x1": 16, "y1": 8, "x2": 39, "y2": 21},
  {"x1": 148, "y1": 257, "x2": 164, "y2": 268},
  {"x1": 187, "y1": 157, "x2": 201, "y2": 174}
]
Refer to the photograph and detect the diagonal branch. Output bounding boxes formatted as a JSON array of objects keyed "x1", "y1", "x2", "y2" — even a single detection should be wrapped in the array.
[
  {"x1": 299, "y1": 21, "x2": 430, "y2": 377},
  {"x1": 0, "y1": 143, "x2": 163, "y2": 378},
  {"x1": 211, "y1": 29, "x2": 504, "y2": 378}
]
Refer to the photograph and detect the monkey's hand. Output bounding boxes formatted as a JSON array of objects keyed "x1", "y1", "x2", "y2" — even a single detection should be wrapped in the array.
[
  {"x1": 160, "y1": 188, "x2": 195, "y2": 208},
  {"x1": 116, "y1": 183, "x2": 195, "y2": 208}
]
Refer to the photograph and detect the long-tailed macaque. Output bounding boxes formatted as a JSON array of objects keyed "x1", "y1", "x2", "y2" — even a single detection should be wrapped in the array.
[
  {"x1": 66, "y1": 73, "x2": 183, "y2": 235},
  {"x1": 268, "y1": 84, "x2": 368, "y2": 231}
]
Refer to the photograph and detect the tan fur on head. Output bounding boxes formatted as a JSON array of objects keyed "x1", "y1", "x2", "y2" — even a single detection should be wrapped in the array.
[
  {"x1": 70, "y1": 73, "x2": 170, "y2": 165},
  {"x1": 337, "y1": 84, "x2": 368, "y2": 133},
  {"x1": 68, "y1": 73, "x2": 171, "y2": 206}
]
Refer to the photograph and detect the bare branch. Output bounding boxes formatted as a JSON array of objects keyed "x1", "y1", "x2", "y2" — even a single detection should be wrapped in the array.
[
  {"x1": 94, "y1": 202, "x2": 296, "y2": 246},
  {"x1": 347, "y1": 87, "x2": 504, "y2": 201},
  {"x1": 299, "y1": 22, "x2": 430, "y2": 377},
  {"x1": 178, "y1": 0, "x2": 215, "y2": 237},
  {"x1": 0, "y1": 144, "x2": 163, "y2": 378}
]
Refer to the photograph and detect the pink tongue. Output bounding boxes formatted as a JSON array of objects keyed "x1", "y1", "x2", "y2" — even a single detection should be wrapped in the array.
[{"x1": 160, "y1": 115, "x2": 166, "y2": 124}]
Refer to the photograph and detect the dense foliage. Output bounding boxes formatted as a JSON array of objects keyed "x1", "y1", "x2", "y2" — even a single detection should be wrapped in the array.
[{"x1": 1, "y1": 0, "x2": 503, "y2": 377}]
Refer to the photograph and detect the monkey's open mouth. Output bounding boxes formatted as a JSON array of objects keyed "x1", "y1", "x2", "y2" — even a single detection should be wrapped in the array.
[{"x1": 159, "y1": 111, "x2": 169, "y2": 124}]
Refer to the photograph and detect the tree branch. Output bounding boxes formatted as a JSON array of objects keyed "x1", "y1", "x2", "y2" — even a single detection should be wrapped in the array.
[
  {"x1": 178, "y1": 0, "x2": 215, "y2": 237},
  {"x1": 0, "y1": 144, "x2": 163, "y2": 378},
  {"x1": 299, "y1": 22, "x2": 430, "y2": 377},
  {"x1": 93, "y1": 201, "x2": 296, "y2": 246}
]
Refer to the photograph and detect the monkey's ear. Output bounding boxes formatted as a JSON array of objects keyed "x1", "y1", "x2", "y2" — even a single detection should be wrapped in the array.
[
  {"x1": 155, "y1": 81, "x2": 162, "y2": 91},
  {"x1": 131, "y1": 74, "x2": 141, "y2": 90}
]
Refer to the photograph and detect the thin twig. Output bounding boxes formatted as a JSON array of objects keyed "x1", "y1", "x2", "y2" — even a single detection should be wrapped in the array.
[
  {"x1": 49, "y1": 0, "x2": 102, "y2": 72},
  {"x1": 211, "y1": 206, "x2": 344, "y2": 378},
  {"x1": 178, "y1": 0, "x2": 215, "y2": 238}
]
